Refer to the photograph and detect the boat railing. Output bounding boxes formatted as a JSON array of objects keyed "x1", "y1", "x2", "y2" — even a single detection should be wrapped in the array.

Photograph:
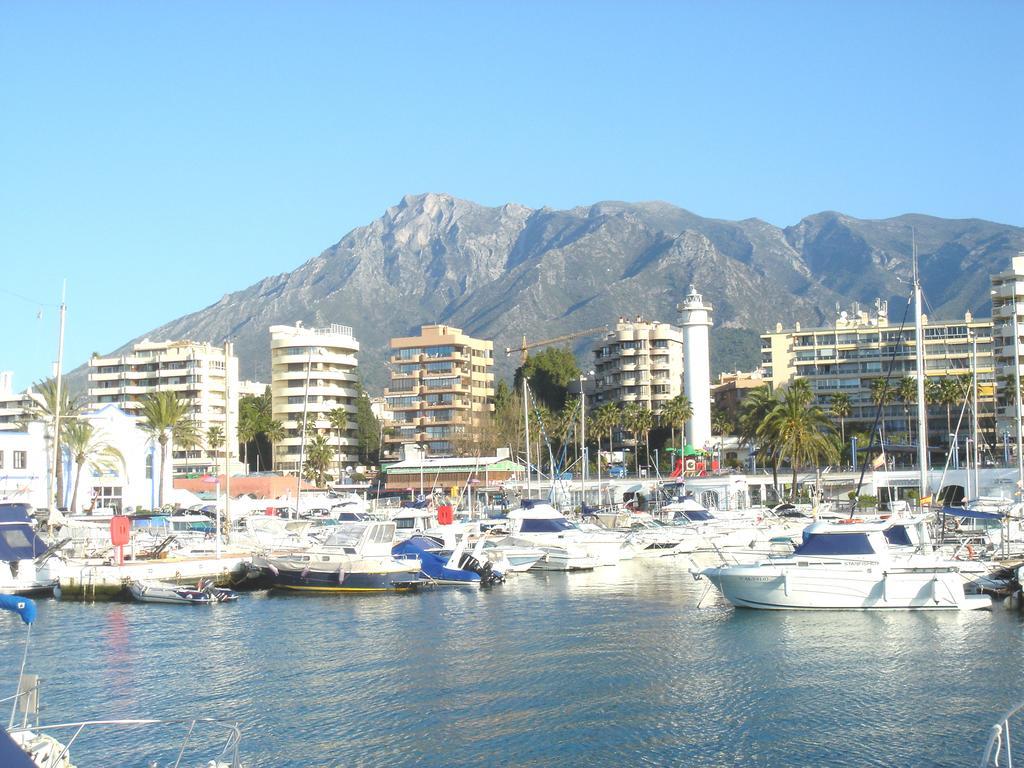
[
  {"x1": 979, "y1": 700, "x2": 1024, "y2": 767},
  {"x1": 7, "y1": 717, "x2": 243, "y2": 767}
]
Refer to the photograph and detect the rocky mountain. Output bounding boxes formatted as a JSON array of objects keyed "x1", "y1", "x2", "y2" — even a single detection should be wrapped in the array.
[{"x1": 101, "y1": 193, "x2": 1024, "y2": 391}]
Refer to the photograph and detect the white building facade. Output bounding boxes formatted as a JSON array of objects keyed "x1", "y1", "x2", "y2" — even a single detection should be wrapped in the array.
[{"x1": 270, "y1": 322, "x2": 361, "y2": 473}]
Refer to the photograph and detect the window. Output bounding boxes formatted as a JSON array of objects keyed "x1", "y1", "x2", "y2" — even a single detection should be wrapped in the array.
[
  {"x1": 0, "y1": 451, "x2": 3, "y2": 469},
  {"x1": 13, "y1": 451, "x2": 26, "y2": 470}
]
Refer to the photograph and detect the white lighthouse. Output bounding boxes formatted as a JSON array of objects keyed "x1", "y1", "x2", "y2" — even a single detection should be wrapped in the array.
[{"x1": 678, "y1": 284, "x2": 713, "y2": 450}]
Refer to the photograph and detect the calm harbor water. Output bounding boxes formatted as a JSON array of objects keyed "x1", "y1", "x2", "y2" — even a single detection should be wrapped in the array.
[{"x1": 2, "y1": 558, "x2": 1023, "y2": 767}]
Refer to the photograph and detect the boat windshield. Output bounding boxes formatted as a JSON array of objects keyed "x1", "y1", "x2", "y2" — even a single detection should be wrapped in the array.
[
  {"x1": 673, "y1": 509, "x2": 714, "y2": 522},
  {"x1": 883, "y1": 526, "x2": 914, "y2": 547},
  {"x1": 520, "y1": 518, "x2": 575, "y2": 533},
  {"x1": 793, "y1": 532, "x2": 876, "y2": 556}
]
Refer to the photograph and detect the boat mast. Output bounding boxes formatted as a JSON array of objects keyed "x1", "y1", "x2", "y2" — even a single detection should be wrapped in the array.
[
  {"x1": 912, "y1": 236, "x2": 929, "y2": 504},
  {"x1": 50, "y1": 281, "x2": 67, "y2": 511},
  {"x1": 579, "y1": 376, "x2": 586, "y2": 509},
  {"x1": 522, "y1": 377, "x2": 531, "y2": 498},
  {"x1": 1013, "y1": 279, "x2": 1024, "y2": 497}
]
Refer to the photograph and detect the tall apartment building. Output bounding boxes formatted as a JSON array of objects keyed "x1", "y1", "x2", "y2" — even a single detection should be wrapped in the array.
[
  {"x1": 383, "y1": 324, "x2": 494, "y2": 458},
  {"x1": 591, "y1": 317, "x2": 684, "y2": 414},
  {"x1": 761, "y1": 302, "x2": 995, "y2": 456},
  {"x1": 270, "y1": 322, "x2": 360, "y2": 474},
  {"x1": 990, "y1": 253, "x2": 1024, "y2": 443},
  {"x1": 88, "y1": 340, "x2": 239, "y2": 476}
]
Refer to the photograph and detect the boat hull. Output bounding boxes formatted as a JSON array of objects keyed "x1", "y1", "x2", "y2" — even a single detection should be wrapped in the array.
[
  {"x1": 704, "y1": 563, "x2": 991, "y2": 611},
  {"x1": 262, "y1": 566, "x2": 421, "y2": 592}
]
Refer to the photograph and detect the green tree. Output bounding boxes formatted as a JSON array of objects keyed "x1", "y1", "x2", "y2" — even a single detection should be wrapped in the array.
[
  {"x1": 302, "y1": 433, "x2": 334, "y2": 486},
  {"x1": 591, "y1": 403, "x2": 621, "y2": 473},
  {"x1": 264, "y1": 419, "x2": 286, "y2": 470},
  {"x1": 137, "y1": 392, "x2": 199, "y2": 507},
  {"x1": 622, "y1": 403, "x2": 654, "y2": 474},
  {"x1": 829, "y1": 392, "x2": 852, "y2": 446},
  {"x1": 25, "y1": 377, "x2": 84, "y2": 508},
  {"x1": 63, "y1": 421, "x2": 123, "y2": 512},
  {"x1": 514, "y1": 348, "x2": 581, "y2": 411},
  {"x1": 937, "y1": 376, "x2": 963, "y2": 438},
  {"x1": 353, "y1": 387, "x2": 382, "y2": 464},
  {"x1": 897, "y1": 375, "x2": 918, "y2": 446},
  {"x1": 328, "y1": 406, "x2": 350, "y2": 478},
  {"x1": 870, "y1": 378, "x2": 894, "y2": 442},
  {"x1": 710, "y1": 405, "x2": 734, "y2": 437},
  {"x1": 738, "y1": 386, "x2": 781, "y2": 492},
  {"x1": 660, "y1": 394, "x2": 693, "y2": 453},
  {"x1": 206, "y1": 425, "x2": 225, "y2": 461},
  {"x1": 760, "y1": 383, "x2": 839, "y2": 496}
]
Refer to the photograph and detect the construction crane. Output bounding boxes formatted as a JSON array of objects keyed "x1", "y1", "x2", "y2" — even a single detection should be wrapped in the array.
[{"x1": 505, "y1": 327, "x2": 609, "y2": 365}]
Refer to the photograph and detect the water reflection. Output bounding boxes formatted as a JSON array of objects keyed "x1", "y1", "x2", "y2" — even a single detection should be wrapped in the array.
[{"x1": 0, "y1": 560, "x2": 1022, "y2": 766}]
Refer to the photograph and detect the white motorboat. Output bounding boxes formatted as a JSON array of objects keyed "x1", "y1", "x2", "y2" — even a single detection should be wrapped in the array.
[
  {"x1": 252, "y1": 521, "x2": 422, "y2": 591},
  {"x1": 498, "y1": 504, "x2": 613, "y2": 570},
  {"x1": 695, "y1": 517, "x2": 992, "y2": 611}
]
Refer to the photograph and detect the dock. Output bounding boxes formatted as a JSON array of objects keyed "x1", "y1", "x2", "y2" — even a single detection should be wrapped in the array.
[{"x1": 56, "y1": 553, "x2": 251, "y2": 601}]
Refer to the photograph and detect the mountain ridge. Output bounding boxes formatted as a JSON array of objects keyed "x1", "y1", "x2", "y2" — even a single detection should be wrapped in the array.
[{"x1": 84, "y1": 193, "x2": 1024, "y2": 391}]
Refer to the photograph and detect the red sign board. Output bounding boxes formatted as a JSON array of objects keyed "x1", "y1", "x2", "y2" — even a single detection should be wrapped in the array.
[{"x1": 109, "y1": 516, "x2": 131, "y2": 546}]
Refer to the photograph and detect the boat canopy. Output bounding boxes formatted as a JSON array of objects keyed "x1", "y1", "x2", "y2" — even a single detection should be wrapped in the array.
[
  {"x1": 793, "y1": 532, "x2": 876, "y2": 556},
  {"x1": 520, "y1": 517, "x2": 575, "y2": 534},
  {"x1": 943, "y1": 506, "x2": 1003, "y2": 521},
  {"x1": 0, "y1": 503, "x2": 33, "y2": 524},
  {"x1": 673, "y1": 509, "x2": 714, "y2": 522},
  {"x1": 0, "y1": 522, "x2": 47, "y2": 562}
]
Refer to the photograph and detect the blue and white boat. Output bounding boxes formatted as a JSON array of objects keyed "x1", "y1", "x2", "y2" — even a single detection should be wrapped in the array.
[
  {"x1": 392, "y1": 535, "x2": 503, "y2": 586},
  {"x1": 253, "y1": 521, "x2": 422, "y2": 592}
]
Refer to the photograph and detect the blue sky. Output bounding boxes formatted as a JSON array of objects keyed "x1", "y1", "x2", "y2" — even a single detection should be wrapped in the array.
[{"x1": 1, "y1": 0, "x2": 1021, "y2": 387}]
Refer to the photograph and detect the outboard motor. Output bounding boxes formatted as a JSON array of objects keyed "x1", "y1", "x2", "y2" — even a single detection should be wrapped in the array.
[{"x1": 458, "y1": 552, "x2": 504, "y2": 585}]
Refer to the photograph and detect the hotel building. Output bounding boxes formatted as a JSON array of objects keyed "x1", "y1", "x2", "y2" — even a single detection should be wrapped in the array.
[
  {"x1": 990, "y1": 253, "x2": 1024, "y2": 444},
  {"x1": 383, "y1": 325, "x2": 494, "y2": 458},
  {"x1": 590, "y1": 317, "x2": 684, "y2": 414},
  {"x1": 269, "y1": 322, "x2": 361, "y2": 474},
  {"x1": 88, "y1": 340, "x2": 240, "y2": 476},
  {"x1": 761, "y1": 301, "x2": 996, "y2": 457}
]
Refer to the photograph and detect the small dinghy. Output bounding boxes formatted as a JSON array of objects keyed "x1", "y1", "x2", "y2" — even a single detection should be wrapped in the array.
[{"x1": 128, "y1": 580, "x2": 238, "y2": 605}]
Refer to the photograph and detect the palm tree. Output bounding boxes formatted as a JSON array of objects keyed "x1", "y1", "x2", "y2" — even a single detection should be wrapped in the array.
[
  {"x1": 760, "y1": 384, "x2": 839, "y2": 496},
  {"x1": 869, "y1": 378, "x2": 894, "y2": 442},
  {"x1": 829, "y1": 392, "x2": 852, "y2": 446},
  {"x1": 938, "y1": 376, "x2": 962, "y2": 439},
  {"x1": 237, "y1": 408, "x2": 258, "y2": 470},
  {"x1": 739, "y1": 386, "x2": 780, "y2": 491},
  {"x1": 303, "y1": 433, "x2": 334, "y2": 486},
  {"x1": 137, "y1": 391, "x2": 199, "y2": 507},
  {"x1": 591, "y1": 403, "x2": 620, "y2": 475},
  {"x1": 25, "y1": 377, "x2": 84, "y2": 508},
  {"x1": 633, "y1": 407, "x2": 655, "y2": 473},
  {"x1": 622, "y1": 403, "x2": 644, "y2": 474},
  {"x1": 62, "y1": 421, "x2": 123, "y2": 512},
  {"x1": 710, "y1": 406, "x2": 734, "y2": 437},
  {"x1": 660, "y1": 394, "x2": 693, "y2": 453},
  {"x1": 327, "y1": 407, "x2": 350, "y2": 482},
  {"x1": 264, "y1": 419, "x2": 286, "y2": 471},
  {"x1": 206, "y1": 425, "x2": 225, "y2": 462},
  {"x1": 896, "y1": 376, "x2": 918, "y2": 447}
]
